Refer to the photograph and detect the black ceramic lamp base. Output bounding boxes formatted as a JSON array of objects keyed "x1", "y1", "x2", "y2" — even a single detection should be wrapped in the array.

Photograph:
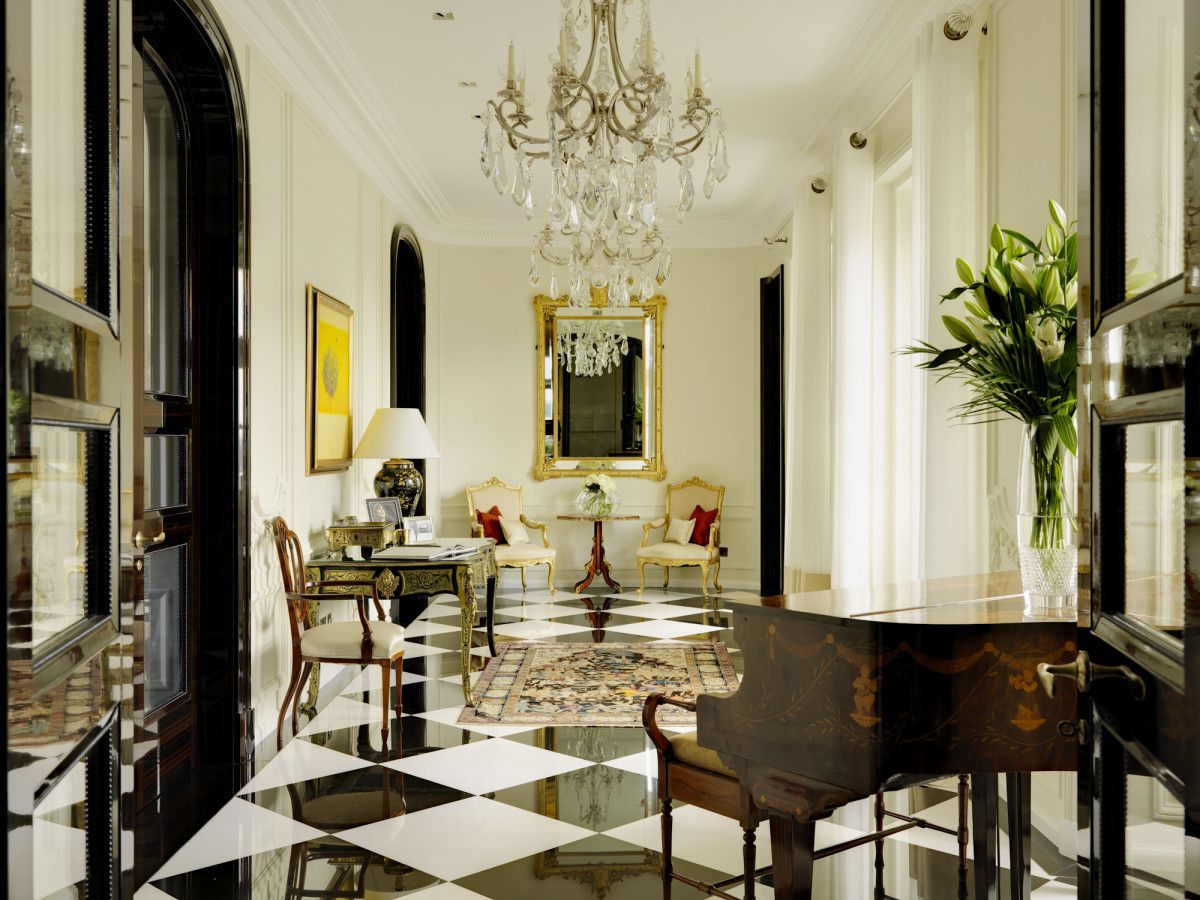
[{"x1": 374, "y1": 458, "x2": 423, "y2": 516}]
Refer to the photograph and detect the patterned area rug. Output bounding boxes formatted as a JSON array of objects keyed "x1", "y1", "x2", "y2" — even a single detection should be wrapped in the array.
[{"x1": 458, "y1": 641, "x2": 739, "y2": 727}]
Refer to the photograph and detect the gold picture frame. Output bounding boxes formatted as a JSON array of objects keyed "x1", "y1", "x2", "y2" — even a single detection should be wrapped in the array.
[
  {"x1": 305, "y1": 284, "x2": 353, "y2": 474},
  {"x1": 533, "y1": 289, "x2": 666, "y2": 481}
]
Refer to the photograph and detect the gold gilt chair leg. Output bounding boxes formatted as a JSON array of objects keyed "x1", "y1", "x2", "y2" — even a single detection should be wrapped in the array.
[
  {"x1": 638, "y1": 560, "x2": 647, "y2": 594},
  {"x1": 699, "y1": 563, "x2": 710, "y2": 599},
  {"x1": 663, "y1": 568, "x2": 670, "y2": 589},
  {"x1": 713, "y1": 558, "x2": 723, "y2": 593},
  {"x1": 547, "y1": 560, "x2": 557, "y2": 594},
  {"x1": 520, "y1": 567, "x2": 528, "y2": 591}
]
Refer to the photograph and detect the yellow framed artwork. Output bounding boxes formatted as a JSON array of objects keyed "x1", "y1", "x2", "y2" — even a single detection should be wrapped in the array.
[{"x1": 305, "y1": 285, "x2": 353, "y2": 474}]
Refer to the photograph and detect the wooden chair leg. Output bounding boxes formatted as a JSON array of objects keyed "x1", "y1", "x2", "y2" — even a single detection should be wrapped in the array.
[
  {"x1": 277, "y1": 657, "x2": 302, "y2": 748},
  {"x1": 292, "y1": 661, "x2": 313, "y2": 734},
  {"x1": 742, "y1": 823, "x2": 757, "y2": 900},
  {"x1": 957, "y1": 774, "x2": 970, "y2": 900},
  {"x1": 379, "y1": 661, "x2": 392, "y2": 744},
  {"x1": 660, "y1": 793, "x2": 674, "y2": 899},
  {"x1": 392, "y1": 657, "x2": 404, "y2": 720},
  {"x1": 874, "y1": 789, "x2": 886, "y2": 898}
]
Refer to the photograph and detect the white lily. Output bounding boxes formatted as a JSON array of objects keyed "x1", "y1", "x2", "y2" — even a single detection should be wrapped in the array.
[
  {"x1": 1031, "y1": 317, "x2": 1064, "y2": 363},
  {"x1": 966, "y1": 315, "x2": 992, "y2": 344}
]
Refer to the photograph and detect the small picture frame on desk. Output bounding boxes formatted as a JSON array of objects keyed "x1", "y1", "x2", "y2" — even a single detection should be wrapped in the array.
[
  {"x1": 365, "y1": 496, "x2": 402, "y2": 525},
  {"x1": 402, "y1": 515, "x2": 435, "y2": 544}
]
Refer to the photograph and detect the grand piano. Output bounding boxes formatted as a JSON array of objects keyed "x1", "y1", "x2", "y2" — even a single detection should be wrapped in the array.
[{"x1": 697, "y1": 572, "x2": 1079, "y2": 899}]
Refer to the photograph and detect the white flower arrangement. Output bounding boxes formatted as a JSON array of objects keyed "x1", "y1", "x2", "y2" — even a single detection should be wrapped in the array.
[{"x1": 577, "y1": 473, "x2": 620, "y2": 516}]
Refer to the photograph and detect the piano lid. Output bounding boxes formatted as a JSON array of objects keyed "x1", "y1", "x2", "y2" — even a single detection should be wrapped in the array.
[{"x1": 721, "y1": 570, "x2": 1084, "y2": 627}]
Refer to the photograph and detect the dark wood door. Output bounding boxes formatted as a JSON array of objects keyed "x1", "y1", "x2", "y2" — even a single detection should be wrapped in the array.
[
  {"x1": 4, "y1": 0, "x2": 126, "y2": 894},
  {"x1": 130, "y1": 45, "x2": 201, "y2": 882},
  {"x1": 760, "y1": 267, "x2": 785, "y2": 596},
  {"x1": 1067, "y1": 3, "x2": 1196, "y2": 895}
]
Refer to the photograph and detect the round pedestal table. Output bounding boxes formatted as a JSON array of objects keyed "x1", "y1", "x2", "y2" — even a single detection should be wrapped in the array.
[{"x1": 556, "y1": 514, "x2": 640, "y2": 592}]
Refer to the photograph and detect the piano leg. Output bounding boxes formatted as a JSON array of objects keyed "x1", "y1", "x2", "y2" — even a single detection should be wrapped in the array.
[
  {"x1": 972, "y1": 774, "x2": 1000, "y2": 900},
  {"x1": 874, "y1": 790, "x2": 886, "y2": 899},
  {"x1": 1005, "y1": 772, "x2": 1032, "y2": 900},
  {"x1": 768, "y1": 813, "x2": 815, "y2": 900},
  {"x1": 742, "y1": 823, "x2": 757, "y2": 900},
  {"x1": 660, "y1": 794, "x2": 674, "y2": 899},
  {"x1": 957, "y1": 775, "x2": 970, "y2": 900}
]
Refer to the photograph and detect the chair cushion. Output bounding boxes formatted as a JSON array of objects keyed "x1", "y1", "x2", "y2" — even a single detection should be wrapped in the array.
[
  {"x1": 665, "y1": 518, "x2": 695, "y2": 545},
  {"x1": 637, "y1": 542, "x2": 711, "y2": 560},
  {"x1": 496, "y1": 542, "x2": 555, "y2": 563},
  {"x1": 475, "y1": 505, "x2": 505, "y2": 543},
  {"x1": 300, "y1": 620, "x2": 406, "y2": 660},
  {"x1": 689, "y1": 505, "x2": 718, "y2": 546},
  {"x1": 668, "y1": 732, "x2": 736, "y2": 777},
  {"x1": 499, "y1": 516, "x2": 530, "y2": 545}
]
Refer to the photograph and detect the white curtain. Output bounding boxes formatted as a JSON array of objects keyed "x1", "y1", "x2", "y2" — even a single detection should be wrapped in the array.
[
  {"x1": 782, "y1": 184, "x2": 833, "y2": 592},
  {"x1": 912, "y1": 22, "x2": 989, "y2": 579},
  {"x1": 829, "y1": 130, "x2": 880, "y2": 589}
]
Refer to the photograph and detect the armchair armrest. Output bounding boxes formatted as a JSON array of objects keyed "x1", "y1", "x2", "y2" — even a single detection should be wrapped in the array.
[
  {"x1": 641, "y1": 517, "x2": 667, "y2": 548},
  {"x1": 642, "y1": 692, "x2": 698, "y2": 757},
  {"x1": 470, "y1": 522, "x2": 484, "y2": 539},
  {"x1": 520, "y1": 514, "x2": 551, "y2": 548},
  {"x1": 707, "y1": 519, "x2": 721, "y2": 554}
]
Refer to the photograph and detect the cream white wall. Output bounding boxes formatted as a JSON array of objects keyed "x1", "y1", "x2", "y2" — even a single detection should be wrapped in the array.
[
  {"x1": 213, "y1": 6, "x2": 401, "y2": 746},
  {"x1": 422, "y1": 243, "x2": 765, "y2": 592}
]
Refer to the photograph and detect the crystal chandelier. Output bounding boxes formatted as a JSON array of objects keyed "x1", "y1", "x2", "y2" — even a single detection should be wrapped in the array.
[
  {"x1": 479, "y1": 0, "x2": 729, "y2": 310},
  {"x1": 556, "y1": 317, "x2": 630, "y2": 377}
]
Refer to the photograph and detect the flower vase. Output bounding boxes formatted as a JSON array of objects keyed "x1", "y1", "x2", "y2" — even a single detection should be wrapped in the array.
[
  {"x1": 576, "y1": 487, "x2": 618, "y2": 518},
  {"x1": 1017, "y1": 421, "x2": 1078, "y2": 612}
]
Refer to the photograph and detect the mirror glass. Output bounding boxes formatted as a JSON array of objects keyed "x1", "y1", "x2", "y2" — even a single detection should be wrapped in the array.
[
  {"x1": 536, "y1": 298, "x2": 663, "y2": 479},
  {"x1": 30, "y1": 0, "x2": 89, "y2": 302},
  {"x1": 1123, "y1": 0, "x2": 1185, "y2": 299}
]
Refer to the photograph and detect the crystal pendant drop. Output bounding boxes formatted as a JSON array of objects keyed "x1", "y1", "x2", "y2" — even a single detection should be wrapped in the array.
[
  {"x1": 589, "y1": 257, "x2": 608, "y2": 289},
  {"x1": 511, "y1": 147, "x2": 527, "y2": 205},
  {"x1": 713, "y1": 131, "x2": 730, "y2": 182},
  {"x1": 522, "y1": 184, "x2": 534, "y2": 219},
  {"x1": 549, "y1": 269, "x2": 559, "y2": 299},
  {"x1": 703, "y1": 157, "x2": 718, "y2": 200},
  {"x1": 479, "y1": 120, "x2": 493, "y2": 178},
  {"x1": 678, "y1": 160, "x2": 695, "y2": 218},
  {"x1": 529, "y1": 250, "x2": 540, "y2": 286},
  {"x1": 657, "y1": 245, "x2": 672, "y2": 285},
  {"x1": 567, "y1": 200, "x2": 581, "y2": 231},
  {"x1": 492, "y1": 144, "x2": 508, "y2": 195}
]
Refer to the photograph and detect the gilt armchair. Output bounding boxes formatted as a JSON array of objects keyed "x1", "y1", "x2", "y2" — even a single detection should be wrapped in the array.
[
  {"x1": 466, "y1": 476, "x2": 556, "y2": 593},
  {"x1": 271, "y1": 516, "x2": 404, "y2": 749},
  {"x1": 637, "y1": 476, "x2": 724, "y2": 598}
]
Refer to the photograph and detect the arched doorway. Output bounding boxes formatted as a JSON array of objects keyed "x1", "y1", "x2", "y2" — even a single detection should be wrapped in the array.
[
  {"x1": 130, "y1": 0, "x2": 250, "y2": 886},
  {"x1": 390, "y1": 225, "x2": 427, "y2": 512}
]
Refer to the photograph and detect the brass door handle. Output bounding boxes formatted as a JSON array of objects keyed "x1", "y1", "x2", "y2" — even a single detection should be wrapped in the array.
[
  {"x1": 133, "y1": 530, "x2": 166, "y2": 549},
  {"x1": 1037, "y1": 650, "x2": 1146, "y2": 701}
]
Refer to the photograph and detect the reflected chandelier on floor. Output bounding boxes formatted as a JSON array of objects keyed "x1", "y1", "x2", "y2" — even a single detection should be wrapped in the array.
[{"x1": 479, "y1": 0, "x2": 729, "y2": 310}]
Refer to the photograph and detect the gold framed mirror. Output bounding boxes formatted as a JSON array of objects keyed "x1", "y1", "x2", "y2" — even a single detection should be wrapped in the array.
[{"x1": 533, "y1": 292, "x2": 666, "y2": 481}]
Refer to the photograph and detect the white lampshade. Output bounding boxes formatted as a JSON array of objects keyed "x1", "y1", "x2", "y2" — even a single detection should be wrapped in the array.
[{"x1": 353, "y1": 408, "x2": 439, "y2": 460}]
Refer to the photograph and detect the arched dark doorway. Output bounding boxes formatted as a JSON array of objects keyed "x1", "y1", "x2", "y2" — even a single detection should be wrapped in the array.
[
  {"x1": 130, "y1": 0, "x2": 250, "y2": 887},
  {"x1": 390, "y1": 225, "x2": 427, "y2": 512}
]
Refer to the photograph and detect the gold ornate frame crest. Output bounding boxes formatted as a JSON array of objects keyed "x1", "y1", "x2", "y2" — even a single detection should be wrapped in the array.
[{"x1": 533, "y1": 290, "x2": 666, "y2": 481}]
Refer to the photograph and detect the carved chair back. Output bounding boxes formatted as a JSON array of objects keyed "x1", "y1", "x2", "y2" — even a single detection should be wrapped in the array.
[
  {"x1": 271, "y1": 516, "x2": 306, "y2": 595},
  {"x1": 665, "y1": 477, "x2": 725, "y2": 532},
  {"x1": 466, "y1": 476, "x2": 524, "y2": 520}
]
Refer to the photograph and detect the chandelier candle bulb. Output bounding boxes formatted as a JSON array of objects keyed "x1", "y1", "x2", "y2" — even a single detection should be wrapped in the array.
[
  {"x1": 694, "y1": 49, "x2": 702, "y2": 94},
  {"x1": 507, "y1": 41, "x2": 516, "y2": 84},
  {"x1": 559, "y1": 27, "x2": 569, "y2": 70}
]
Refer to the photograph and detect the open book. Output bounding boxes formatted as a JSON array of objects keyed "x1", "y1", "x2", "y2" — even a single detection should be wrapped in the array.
[{"x1": 374, "y1": 543, "x2": 476, "y2": 561}]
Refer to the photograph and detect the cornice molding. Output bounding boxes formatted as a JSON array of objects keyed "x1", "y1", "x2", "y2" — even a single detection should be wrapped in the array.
[{"x1": 220, "y1": 0, "x2": 948, "y2": 247}]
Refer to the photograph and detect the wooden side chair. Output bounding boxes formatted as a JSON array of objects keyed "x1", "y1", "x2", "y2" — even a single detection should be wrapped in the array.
[
  {"x1": 271, "y1": 516, "x2": 405, "y2": 748},
  {"x1": 643, "y1": 693, "x2": 971, "y2": 900},
  {"x1": 466, "y1": 476, "x2": 556, "y2": 593},
  {"x1": 637, "y1": 476, "x2": 724, "y2": 598}
]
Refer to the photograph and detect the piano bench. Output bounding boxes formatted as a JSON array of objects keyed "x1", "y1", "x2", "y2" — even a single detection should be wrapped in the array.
[{"x1": 644, "y1": 692, "x2": 767, "y2": 900}]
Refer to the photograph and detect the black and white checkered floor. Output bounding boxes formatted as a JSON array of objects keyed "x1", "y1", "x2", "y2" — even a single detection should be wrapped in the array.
[{"x1": 138, "y1": 586, "x2": 1080, "y2": 899}]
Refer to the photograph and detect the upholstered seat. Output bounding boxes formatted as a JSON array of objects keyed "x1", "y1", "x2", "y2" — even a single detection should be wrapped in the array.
[
  {"x1": 639, "y1": 476, "x2": 725, "y2": 598},
  {"x1": 638, "y1": 542, "x2": 711, "y2": 561},
  {"x1": 495, "y1": 541, "x2": 556, "y2": 563},
  {"x1": 667, "y1": 732, "x2": 736, "y2": 777},
  {"x1": 467, "y1": 476, "x2": 557, "y2": 593},
  {"x1": 299, "y1": 620, "x2": 405, "y2": 660}
]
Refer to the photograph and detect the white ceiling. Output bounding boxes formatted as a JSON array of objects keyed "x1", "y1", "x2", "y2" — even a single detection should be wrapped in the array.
[{"x1": 233, "y1": 0, "x2": 945, "y2": 244}]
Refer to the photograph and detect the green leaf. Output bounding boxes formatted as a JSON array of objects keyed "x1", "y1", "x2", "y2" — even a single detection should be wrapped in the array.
[
  {"x1": 955, "y1": 257, "x2": 975, "y2": 285},
  {"x1": 942, "y1": 315, "x2": 977, "y2": 345},
  {"x1": 1052, "y1": 413, "x2": 1077, "y2": 455},
  {"x1": 990, "y1": 223, "x2": 1005, "y2": 252},
  {"x1": 941, "y1": 285, "x2": 970, "y2": 301},
  {"x1": 1049, "y1": 198, "x2": 1067, "y2": 230},
  {"x1": 1002, "y1": 228, "x2": 1041, "y2": 255}
]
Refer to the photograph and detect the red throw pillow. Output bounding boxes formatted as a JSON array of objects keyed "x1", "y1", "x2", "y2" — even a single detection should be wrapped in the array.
[
  {"x1": 475, "y1": 505, "x2": 506, "y2": 544},
  {"x1": 689, "y1": 505, "x2": 718, "y2": 547}
]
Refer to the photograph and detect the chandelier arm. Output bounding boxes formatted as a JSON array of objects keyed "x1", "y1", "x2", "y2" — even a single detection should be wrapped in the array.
[
  {"x1": 608, "y1": 79, "x2": 658, "y2": 138},
  {"x1": 606, "y1": 1, "x2": 637, "y2": 92},
  {"x1": 576, "y1": 0, "x2": 602, "y2": 86}
]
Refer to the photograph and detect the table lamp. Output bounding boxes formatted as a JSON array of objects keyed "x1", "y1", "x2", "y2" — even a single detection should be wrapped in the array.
[{"x1": 354, "y1": 408, "x2": 439, "y2": 515}]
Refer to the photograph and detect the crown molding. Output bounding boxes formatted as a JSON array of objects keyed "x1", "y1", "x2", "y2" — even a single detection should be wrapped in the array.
[{"x1": 745, "y1": 0, "x2": 947, "y2": 234}]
